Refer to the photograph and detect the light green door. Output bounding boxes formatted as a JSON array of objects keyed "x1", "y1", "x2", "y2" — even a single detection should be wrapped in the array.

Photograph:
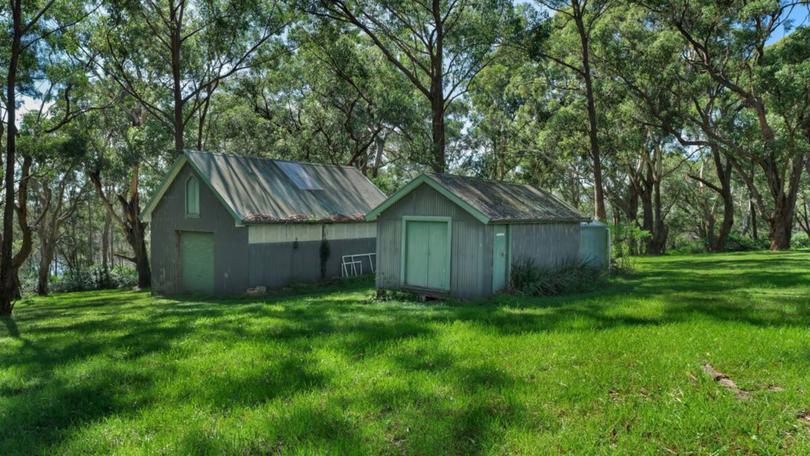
[
  {"x1": 180, "y1": 232, "x2": 214, "y2": 294},
  {"x1": 404, "y1": 220, "x2": 450, "y2": 291},
  {"x1": 492, "y1": 225, "x2": 509, "y2": 292}
]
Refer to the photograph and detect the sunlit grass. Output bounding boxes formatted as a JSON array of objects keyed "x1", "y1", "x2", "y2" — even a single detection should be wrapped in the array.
[{"x1": 1, "y1": 251, "x2": 809, "y2": 454}]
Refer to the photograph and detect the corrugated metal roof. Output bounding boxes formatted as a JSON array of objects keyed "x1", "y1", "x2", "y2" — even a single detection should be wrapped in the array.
[
  {"x1": 424, "y1": 173, "x2": 587, "y2": 223},
  {"x1": 185, "y1": 151, "x2": 386, "y2": 224}
]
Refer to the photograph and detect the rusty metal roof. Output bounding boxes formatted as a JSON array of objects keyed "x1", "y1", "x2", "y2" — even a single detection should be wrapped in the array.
[
  {"x1": 185, "y1": 151, "x2": 386, "y2": 224},
  {"x1": 425, "y1": 174, "x2": 586, "y2": 223},
  {"x1": 366, "y1": 173, "x2": 586, "y2": 224}
]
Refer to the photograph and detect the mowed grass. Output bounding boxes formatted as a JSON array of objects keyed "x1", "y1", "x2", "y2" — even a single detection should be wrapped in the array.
[{"x1": 1, "y1": 252, "x2": 810, "y2": 455}]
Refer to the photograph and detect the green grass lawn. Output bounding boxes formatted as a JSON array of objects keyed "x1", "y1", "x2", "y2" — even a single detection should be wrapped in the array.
[{"x1": 1, "y1": 251, "x2": 809, "y2": 454}]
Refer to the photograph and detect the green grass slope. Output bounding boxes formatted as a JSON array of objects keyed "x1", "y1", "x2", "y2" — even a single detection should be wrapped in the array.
[{"x1": 1, "y1": 251, "x2": 809, "y2": 454}]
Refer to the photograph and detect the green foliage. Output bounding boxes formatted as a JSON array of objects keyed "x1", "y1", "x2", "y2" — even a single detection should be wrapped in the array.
[
  {"x1": 611, "y1": 223, "x2": 651, "y2": 256},
  {"x1": 791, "y1": 232, "x2": 810, "y2": 249},
  {"x1": 670, "y1": 232, "x2": 771, "y2": 255},
  {"x1": 510, "y1": 257, "x2": 605, "y2": 296},
  {"x1": 50, "y1": 265, "x2": 138, "y2": 294},
  {"x1": 722, "y1": 232, "x2": 771, "y2": 252}
]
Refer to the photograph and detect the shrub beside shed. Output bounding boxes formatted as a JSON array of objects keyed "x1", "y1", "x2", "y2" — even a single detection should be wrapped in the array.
[{"x1": 366, "y1": 174, "x2": 588, "y2": 299}]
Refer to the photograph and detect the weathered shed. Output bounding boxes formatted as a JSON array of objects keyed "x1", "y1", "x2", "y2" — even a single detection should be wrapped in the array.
[
  {"x1": 141, "y1": 150, "x2": 386, "y2": 295},
  {"x1": 366, "y1": 173, "x2": 588, "y2": 299}
]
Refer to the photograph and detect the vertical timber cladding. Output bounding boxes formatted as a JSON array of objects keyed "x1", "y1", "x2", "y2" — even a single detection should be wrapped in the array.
[
  {"x1": 375, "y1": 184, "x2": 493, "y2": 298},
  {"x1": 510, "y1": 223, "x2": 581, "y2": 269},
  {"x1": 247, "y1": 222, "x2": 377, "y2": 288},
  {"x1": 149, "y1": 164, "x2": 249, "y2": 295}
]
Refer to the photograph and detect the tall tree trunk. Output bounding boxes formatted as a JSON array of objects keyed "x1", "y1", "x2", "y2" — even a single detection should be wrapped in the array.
[
  {"x1": 649, "y1": 177, "x2": 668, "y2": 254},
  {"x1": 0, "y1": 0, "x2": 23, "y2": 315},
  {"x1": 710, "y1": 151, "x2": 734, "y2": 252},
  {"x1": 767, "y1": 203, "x2": 794, "y2": 250},
  {"x1": 640, "y1": 182, "x2": 666, "y2": 255},
  {"x1": 170, "y1": 1, "x2": 184, "y2": 155},
  {"x1": 750, "y1": 196, "x2": 758, "y2": 241},
  {"x1": 129, "y1": 219, "x2": 151, "y2": 289},
  {"x1": 90, "y1": 168, "x2": 151, "y2": 288},
  {"x1": 430, "y1": 0, "x2": 445, "y2": 173},
  {"x1": 573, "y1": 0, "x2": 606, "y2": 221},
  {"x1": 371, "y1": 134, "x2": 385, "y2": 178},
  {"x1": 102, "y1": 210, "x2": 111, "y2": 274},
  {"x1": 37, "y1": 238, "x2": 56, "y2": 296}
]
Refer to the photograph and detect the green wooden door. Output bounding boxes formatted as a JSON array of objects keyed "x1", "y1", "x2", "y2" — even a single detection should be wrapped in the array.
[
  {"x1": 404, "y1": 220, "x2": 450, "y2": 291},
  {"x1": 492, "y1": 225, "x2": 509, "y2": 292},
  {"x1": 180, "y1": 232, "x2": 214, "y2": 294}
]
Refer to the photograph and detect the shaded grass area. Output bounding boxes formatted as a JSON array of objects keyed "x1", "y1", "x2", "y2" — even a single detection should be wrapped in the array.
[{"x1": 1, "y1": 251, "x2": 809, "y2": 454}]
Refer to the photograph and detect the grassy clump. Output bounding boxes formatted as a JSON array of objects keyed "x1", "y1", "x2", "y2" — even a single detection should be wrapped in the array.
[{"x1": 510, "y1": 258, "x2": 606, "y2": 296}]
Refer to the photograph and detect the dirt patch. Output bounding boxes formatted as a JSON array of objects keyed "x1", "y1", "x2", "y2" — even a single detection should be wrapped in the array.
[
  {"x1": 798, "y1": 411, "x2": 810, "y2": 423},
  {"x1": 702, "y1": 363, "x2": 749, "y2": 400}
]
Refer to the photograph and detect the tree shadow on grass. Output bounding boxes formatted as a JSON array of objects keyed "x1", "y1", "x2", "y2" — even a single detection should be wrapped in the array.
[
  {"x1": 1, "y1": 252, "x2": 808, "y2": 453},
  {"x1": 0, "y1": 363, "x2": 155, "y2": 454},
  {"x1": 1, "y1": 316, "x2": 19, "y2": 338}
]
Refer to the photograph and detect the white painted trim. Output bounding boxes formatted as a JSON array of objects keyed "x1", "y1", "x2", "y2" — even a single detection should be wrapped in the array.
[{"x1": 248, "y1": 222, "x2": 377, "y2": 244}]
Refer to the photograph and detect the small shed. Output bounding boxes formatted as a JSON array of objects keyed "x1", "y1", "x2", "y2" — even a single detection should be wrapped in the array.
[
  {"x1": 141, "y1": 150, "x2": 386, "y2": 295},
  {"x1": 366, "y1": 173, "x2": 588, "y2": 299}
]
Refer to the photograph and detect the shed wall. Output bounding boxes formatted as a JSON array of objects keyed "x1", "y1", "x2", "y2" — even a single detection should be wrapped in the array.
[
  {"x1": 510, "y1": 223, "x2": 581, "y2": 268},
  {"x1": 375, "y1": 183, "x2": 492, "y2": 299},
  {"x1": 151, "y1": 164, "x2": 377, "y2": 295},
  {"x1": 151, "y1": 164, "x2": 250, "y2": 295},
  {"x1": 248, "y1": 237, "x2": 375, "y2": 288}
]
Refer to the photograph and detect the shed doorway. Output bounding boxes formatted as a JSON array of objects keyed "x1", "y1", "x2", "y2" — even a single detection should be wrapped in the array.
[
  {"x1": 492, "y1": 225, "x2": 509, "y2": 292},
  {"x1": 402, "y1": 217, "x2": 451, "y2": 291},
  {"x1": 180, "y1": 231, "x2": 214, "y2": 294}
]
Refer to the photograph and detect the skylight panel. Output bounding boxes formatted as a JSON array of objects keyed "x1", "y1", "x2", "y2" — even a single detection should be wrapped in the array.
[{"x1": 277, "y1": 161, "x2": 323, "y2": 190}]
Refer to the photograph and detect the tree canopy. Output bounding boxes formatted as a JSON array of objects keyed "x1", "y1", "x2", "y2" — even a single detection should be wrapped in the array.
[{"x1": 1, "y1": 0, "x2": 809, "y2": 313}]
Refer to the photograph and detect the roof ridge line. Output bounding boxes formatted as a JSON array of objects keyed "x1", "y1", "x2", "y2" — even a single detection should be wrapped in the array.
[
  {"x1": 185, "y1": 149, "x2": 361, "y2": 170},
  {"x1": 426, "y1": 172, "x2": 533, "y2": 188}
]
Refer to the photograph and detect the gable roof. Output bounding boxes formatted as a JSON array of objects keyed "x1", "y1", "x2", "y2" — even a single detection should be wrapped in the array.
[
  {"x1": 141, "y1": 151, "x2": 387, "y2": 225},
  {"x1": 366, "y1": 173, "x2": 587, "y2": 224}
]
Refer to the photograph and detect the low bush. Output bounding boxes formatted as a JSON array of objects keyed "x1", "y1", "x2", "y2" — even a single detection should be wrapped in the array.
[
  {"x1": 510, "y1": 258, "x2": 606, "y2": 296},
  {"x1": 791, "y1": 232, "x2": 810, "y2": 249},
  {"x1": 51, "y1": 264, "x2": 138, "y2": 293},
  {"x1": 669, "y1": 239, "x2": 708, "y2": 255},
  {"x1": 723, "y1": 232, "x2": 770, "y2": 252}
]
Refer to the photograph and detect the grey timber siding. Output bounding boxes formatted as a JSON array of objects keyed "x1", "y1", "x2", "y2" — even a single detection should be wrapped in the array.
[
  {"x1": 374, "y1": 182, "x2": 582, "y2": 299},
  {"x1": 510, "y1": 223, "x2": 581, "y2": 268},
  {"x1": 375, "y1": 183, "x2": 493, "y2": 299},
  {"x1": 248, "y1": 237, "x2": 375, "y2": 288},
  {"x1": 151, "y1": 164, "x2": 250, "y2": 295},
  {"x1": 151, "y1": 164, "x2": 378, "y2": 295}
]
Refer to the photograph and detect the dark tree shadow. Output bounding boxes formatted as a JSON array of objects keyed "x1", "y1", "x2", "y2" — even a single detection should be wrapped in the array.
[{"x1": 0, "y1": 251, "x2": 807, "y2": 453}]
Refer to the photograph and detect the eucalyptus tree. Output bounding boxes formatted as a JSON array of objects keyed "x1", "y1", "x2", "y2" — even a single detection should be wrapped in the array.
[
  {"x1": 309, "y1": 0, "x2": 516, "y2": 172},
  {"x1": 464, "y1": 62, "x2": 523, "y2": 181},
  {"x1": 79, "y1": 92, "x2": 171, "y2": 289},
  {"x1": 642, "y1": 0, "x2": 810, "y2": 250},
  {"x1": 0, "y1": 0, "x2": 91, "y2": 314},
  {"x1": 523, "y1": 0, "x2": 613, "y2": 220},
  {"x1": 97, "y1": 0, "x2": 290, "y2": 155},
  {"x1": 18, "y1": 131, "x2": 87, "y2": 295},
  {"x1": 595, "y1": 4, "x2": 752, "y2": 252}
]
